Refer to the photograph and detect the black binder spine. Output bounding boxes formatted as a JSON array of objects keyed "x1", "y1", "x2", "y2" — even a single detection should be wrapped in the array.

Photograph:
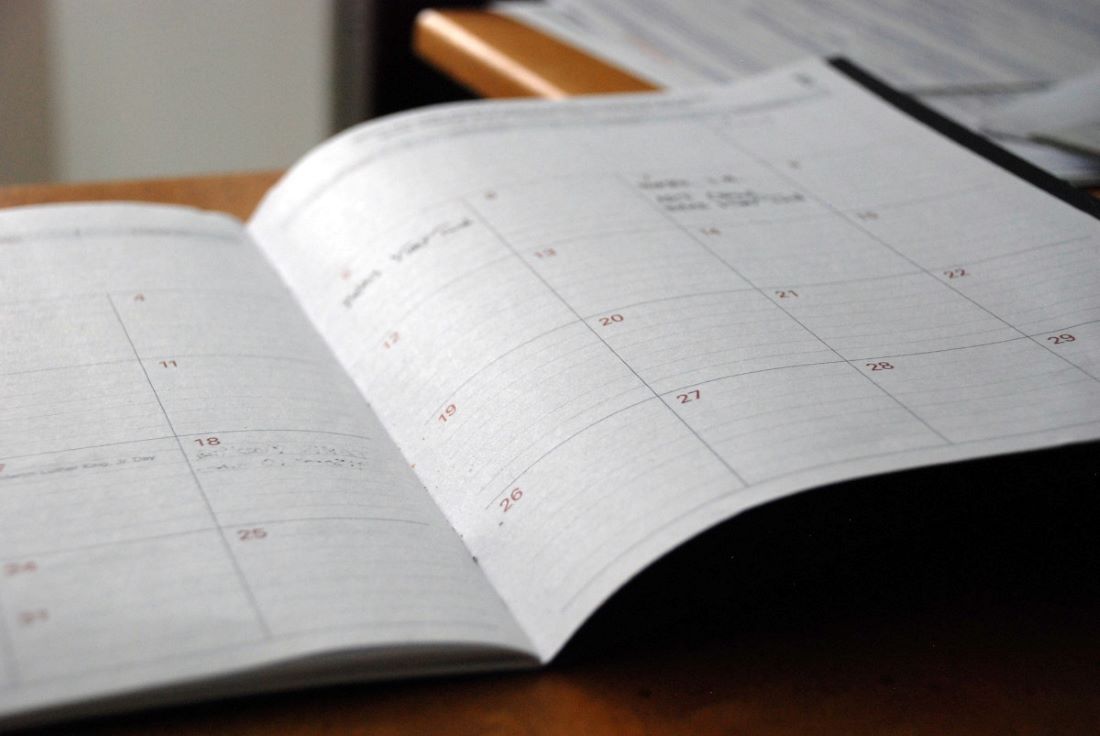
[{"x1": 828, "y1": 57, "x2": 1100, "y2": 221}]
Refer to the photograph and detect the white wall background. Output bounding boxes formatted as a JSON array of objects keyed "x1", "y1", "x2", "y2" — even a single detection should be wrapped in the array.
[{"x1": 1, "y1": 0, "x2": 335, "y2": 185}]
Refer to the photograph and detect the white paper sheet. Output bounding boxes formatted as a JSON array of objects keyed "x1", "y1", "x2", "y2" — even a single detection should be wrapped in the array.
[{"x1": 250, "y1": 59, "x2": 1100, "y2": 658}]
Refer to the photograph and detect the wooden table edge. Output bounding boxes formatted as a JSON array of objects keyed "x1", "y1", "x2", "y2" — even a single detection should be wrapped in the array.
[
  {"x1": 414, "y1": 8, "x2": 657, "y2": 99},
  {"x1": 0, "y1": 170, "x2": 283, "y2": 221}
]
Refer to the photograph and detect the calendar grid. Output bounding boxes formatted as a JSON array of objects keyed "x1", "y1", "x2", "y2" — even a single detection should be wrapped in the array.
[
  {"x1": 416, "y1": 272, "x2": 1098, "y2": 433},
  {"x1": 0, "y1": 208, "x2": 540, "y2": 707},
  {"x1": 337, "y1": 152, "x2": 1100, "y2": 600},
  {"x1": 705, "y1": 123, "x2": 1100, "y2": 384},
  {"x1": 104, "y1": 293, "x2": 273, "y2": 638},
  {"x1": 612, "y1": 171, "x2": 954, "y2": 447},
  {"x1": 464, "y1": 198, "x2": 750, "y2": 498}
]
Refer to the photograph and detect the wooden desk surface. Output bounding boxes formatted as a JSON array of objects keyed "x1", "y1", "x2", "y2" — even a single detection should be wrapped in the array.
[
  {"x1": 2, "y1": 155, "x2": 1098, "y2": 736},
  {"x1": 0, "y1": 171, "x2": 281, "y2": 221}
]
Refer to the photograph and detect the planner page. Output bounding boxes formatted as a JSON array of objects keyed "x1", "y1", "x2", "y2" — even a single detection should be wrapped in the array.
[
  {"x1": 499, "y1": 0, "x2": 1100, "y2": 183},
  {"x1": 0, "y1": 204, "x2": 532, "y2": 723},
  {"x1": 249, "y1": 58, "x2": 1100, "y2": 659}
]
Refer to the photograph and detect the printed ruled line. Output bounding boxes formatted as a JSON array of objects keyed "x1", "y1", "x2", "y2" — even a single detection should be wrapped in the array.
[
  {"x1": 0, "y1": 436, "x2": 177, "y2": 464},
  {"x1": 0, "y1": 516, "x2": 434, "y2": 563},
  {"x1": 426, "y1": 320, "x2": 580, "y2": 422},
  {"x1": 924, "y1": 233, "x2": 1094, "y2": 272},
  {"x1": 0, "y1": 287, "x2": 287, "y2": 313},
  {"x1": 0, "y1": 358, "x2": 138, "y2": 379},
  {"x1": 0, "y1": 429, "x2": 375, "y2": 464},
  {"x1": 577, "y1": 288, "x2": 756, "y2": 319},
  {"x1": 0, "y1": 226, "x2": 241, "y2": 247},
  {"x1": 477, "y1": 396, "x2": 658, "y2": 508},
  {"x1": 383, "y1": 253, "x2": 516, "y2": 329},
  {"x1": 0, "y1": 353, "x2": 325, "y2": 380}
]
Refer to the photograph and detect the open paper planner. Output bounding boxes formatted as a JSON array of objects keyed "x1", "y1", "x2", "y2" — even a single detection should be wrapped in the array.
[{"x1": 2, "y1": 58, "x2": 1098, "y2": 725}]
